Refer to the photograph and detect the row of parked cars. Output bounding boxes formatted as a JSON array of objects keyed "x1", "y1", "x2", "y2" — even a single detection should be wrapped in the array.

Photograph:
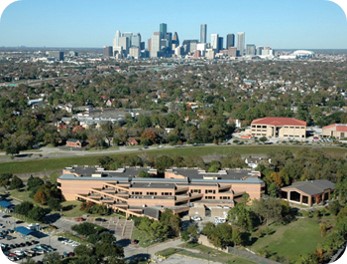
[
  {"x1": 3, "y1": 243, "x2": 56, "y2": 262},
  {"x1": 57, "y1": 236, "x2": 80, "y2": 247},
  {"x1": 0, "y1": 228, "x2": 15, "y2": 240}
]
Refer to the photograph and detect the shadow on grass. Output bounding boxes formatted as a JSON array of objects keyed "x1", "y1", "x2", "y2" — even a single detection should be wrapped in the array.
[
  {"x1": 125, "y1": 253, "x2": 150, "y2": 264},
  {"x1": 62, "y1": 204, "x2": 76, "y2": 211},
  {"x1": 115, "y1": 238, "x2": 131, "y2": 247}
]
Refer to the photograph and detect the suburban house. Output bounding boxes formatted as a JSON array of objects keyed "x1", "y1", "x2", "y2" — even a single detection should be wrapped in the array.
[
  {"x1": 127, "y1": 137, "x2": 139, "y2": 146},
  {"x1": 57, "y1": 166, "x2": 265, "y2": 219},
  {"x1": 66, "y1": 139, "x2": 84, "y2": 148},
  {"x1": 251, "y1": 117, "x2": 306, "y2": 139},
  {"x1": 281, "y1": 180, "x2": 335, "y2": 206},
  {"x1": 322, "y1": 123, "x2": 347, "y2": 140}
]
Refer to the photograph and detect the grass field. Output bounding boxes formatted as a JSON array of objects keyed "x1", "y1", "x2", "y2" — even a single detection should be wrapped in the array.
[
  {"x1": 0, "y1": 145, "x2": 346, "y2": 175},
  {"x1": 177, "y1": 243, "x2": 255, "y2": 264},
  {"x1": 250, "y1": 218, "x2": 325, "y2": 263}
]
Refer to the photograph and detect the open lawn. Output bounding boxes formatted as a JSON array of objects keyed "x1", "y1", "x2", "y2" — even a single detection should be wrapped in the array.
[
  {"x1": 0, "y1": 145, "x2": 345, "y2": 175},
  {"x1": 8, "y1": 188, "x2": 34, "y2": 203},
  {"x1": 60, "y1": 200, "x2": 84, "y2": 218},
  {"x1": 250, "y1": 217, "x2": 325, "y2": 263},
  {"x1": 176, "y1": 243, "x2": 255, "y2": 264}
]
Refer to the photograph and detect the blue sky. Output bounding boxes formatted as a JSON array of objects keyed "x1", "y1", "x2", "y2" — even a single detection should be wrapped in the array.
[{"x1": 0, "y1": 0, "x2": 346, "y2": 49}]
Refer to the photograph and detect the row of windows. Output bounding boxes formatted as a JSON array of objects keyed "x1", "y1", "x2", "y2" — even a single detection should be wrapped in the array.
[
  {"x1": 283, "y1": 126, "x2": 305, "y2": 129},
  {"x1": 283, "y1": 135, "x2": 304, "y2": 138},
  {"x1": 131, "y1": 192, "x2": 173, "y2": 196}
]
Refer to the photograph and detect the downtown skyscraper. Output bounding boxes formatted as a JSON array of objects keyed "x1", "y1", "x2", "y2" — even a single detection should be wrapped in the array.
[
  {"x1": 200, "y1": 24, "x2": 207, "y2": 43},
  {"x1": 237, "y1": 32, "x2": 245, "y2": 56},
  {"x1": 226, "y1": 34, "x2": 235, "y2": 48}
]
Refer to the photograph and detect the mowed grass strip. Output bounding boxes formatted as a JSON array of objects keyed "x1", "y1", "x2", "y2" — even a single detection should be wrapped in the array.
[
  {"x1": 250, "y1": 218, "x2": 323, "y2": 262},
  {"x1": 0, "y1": 145, "x2": 345, "y2": 174}
]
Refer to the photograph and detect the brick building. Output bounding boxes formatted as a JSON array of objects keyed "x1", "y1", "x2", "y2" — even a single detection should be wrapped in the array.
[{"x1": 57, "y1": 166, "x2": 264, "y2": 219}]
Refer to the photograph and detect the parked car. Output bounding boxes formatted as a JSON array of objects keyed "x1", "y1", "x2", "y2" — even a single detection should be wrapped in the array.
[{"x1": 191, "y1": 215, "x2": 202, "y2": 221}]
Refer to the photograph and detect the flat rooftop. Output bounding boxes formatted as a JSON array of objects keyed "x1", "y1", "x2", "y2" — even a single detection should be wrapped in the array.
[
  {"x1": 168, "y1": 168, "x2": 260, "y2": 181},
  {"x1": 59, "y1": 166, "x2": 263, "y2": 184}
]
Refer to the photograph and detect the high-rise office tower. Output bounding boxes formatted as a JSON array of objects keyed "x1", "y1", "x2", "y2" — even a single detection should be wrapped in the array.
[
  {"x1": 172, "y1": 32, "x2": 180, "y2": 49},
  {"x1": 257, "y1": 47, "x2": 264, "y2": 56},
  {"x1": 103, "y1": 46, "x2": 113, "y2": 57},
  {"x1": 150, "y1": 32, "x2": 161, "y2": 58},
  {"x1": 237, "y1": 32, "x2": 245, "y2": 56},
  {"x1": 48, "y1": 51, "x2": 64, "y2": 61},
  {"x1": 218, "y1": 37, "x2": 224, "y2": 52},
  {"x1": 160, "y1": 23, "x2": 167, "y2": 39},
  {"x1": 246, "y1": 44, "x2": 256, "y2": 56},
  {"x1": 165, "y1": 32, "x2": 172, "y2": 50},
  {"x1": 226, "y1": 34, "x2": 235, "y2": 48},
  {"x1": 211, "y1": 33, "x2": 219, "y2": 50},
  {"x1": 131, "y1": 33, "x2": 141, "y2": 48},
  {"x1": 200, "y1": 24, "x2": 207, "y2": 43},
  {"x1": 113, "y1": 30, "x2": 121, "y2": 55},
  {"x1": 119, "y1": 36, "x2": 130, "y2": 56}
]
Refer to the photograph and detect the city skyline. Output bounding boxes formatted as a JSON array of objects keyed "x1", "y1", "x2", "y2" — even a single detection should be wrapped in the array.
[{"x1": 0, "y1": 0, "x2": 346, "y2": 49}]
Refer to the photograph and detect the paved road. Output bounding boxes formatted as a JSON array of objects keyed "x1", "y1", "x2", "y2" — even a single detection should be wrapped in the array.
[{"x1": 0, "y1": 145, "x2": 180, "y2": 163}]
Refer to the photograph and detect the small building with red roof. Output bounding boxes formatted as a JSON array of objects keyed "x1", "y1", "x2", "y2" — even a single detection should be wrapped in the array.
[
  {"x1": 251, "y1": 117, "x2": 306, "y2": 139},
  {"x1": 322, "y1": 123, "x2": 347, "y2": 140}
]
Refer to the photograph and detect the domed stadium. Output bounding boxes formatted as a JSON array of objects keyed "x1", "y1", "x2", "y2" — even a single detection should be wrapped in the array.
[{"x1": 292, "y1": 50, "x2": 314, "y2": 58}]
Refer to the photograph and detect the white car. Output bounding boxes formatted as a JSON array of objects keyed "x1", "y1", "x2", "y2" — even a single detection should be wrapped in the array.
[{"x1": 191, "y1": 215, "x2": 202, "y2": 221}]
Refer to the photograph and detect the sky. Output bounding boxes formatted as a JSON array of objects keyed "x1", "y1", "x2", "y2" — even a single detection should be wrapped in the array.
[{"x1": 0, "y1": 0, "x2": 346, "y2": 49}]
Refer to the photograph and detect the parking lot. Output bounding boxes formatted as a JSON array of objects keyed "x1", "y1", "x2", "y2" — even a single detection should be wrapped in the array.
[{"x1": 0, "y1": 212, "x2": 77, "y2": 262}]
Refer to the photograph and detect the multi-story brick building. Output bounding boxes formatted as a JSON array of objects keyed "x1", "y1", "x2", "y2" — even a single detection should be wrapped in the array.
[
  {"x1": 57, "y1": 166, "x2": 264, "y2": 219},
  {"x1": 322, "y1": 123, "x2": 347, "y2": 140},
  {"x1": 251, "y1": 117, "x2": 306, "y2": 139}
]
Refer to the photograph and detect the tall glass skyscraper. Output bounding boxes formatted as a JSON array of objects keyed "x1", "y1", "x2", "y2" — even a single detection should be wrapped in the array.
[
  {"x1": 237, "y1": 32, "x2": 245, "y2": 56},
  {"x1": 226, "y1": 34, "x2": 235, "y2": 48},
  {"x1": 200, "y1": 24, "x2": 207, "y2": 43},
  {"x1": 160, "y1": 23, "x2": 167, "y2": 39}
]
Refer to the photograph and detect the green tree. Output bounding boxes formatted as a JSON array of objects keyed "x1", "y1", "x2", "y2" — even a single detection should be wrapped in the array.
[
  {"x1": 9, "y1": 175, "x2": 24, "y2": 190},
  {"x1": 155, "y1": 155, "x2": 174, "y2": 172},
  {"x1": 14, "y1": 201, "x2": 34, "y2": 215},
  {"x1": 160, "y1": 209, "x2": 181, "y2": 237},
  {"x1": 42, "y1": 252, "x2": 62, "y2": 264},
  {"x1": 74, "y1": 244, "x2": 95, "y2": 256},
  {"x1": 27, "y1": 175, "x2": 44, "y2": 191},
  {"x1": 47, "y1": 197, "x2": 62, "y2": 211},
  {"x1": 0, "y1": 173, "x2": 12, "y2": 190},
  {"x1": 252, "y1": 198, "x2": 289, "y2": 225},
  {"x1": 227, "y1": 203, "x2": 256, "y2": 231},
  {"x1": 28, "y1": 206, "x2": 50, "y2": 221}
]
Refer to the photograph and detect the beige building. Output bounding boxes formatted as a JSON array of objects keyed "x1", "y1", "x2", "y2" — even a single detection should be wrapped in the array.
[
  {"x1": 57, "y1": 166, "x2": 264, "y2": 219},
  {"x1": 322, "y1": 123, "x2": 347, "y2": 140},
  {"x1": 251, "y1": 117, "x2": 306, "y2": 139},
  {"x1": 281, "y1": 180, "x2": 334, "y2": 207}
]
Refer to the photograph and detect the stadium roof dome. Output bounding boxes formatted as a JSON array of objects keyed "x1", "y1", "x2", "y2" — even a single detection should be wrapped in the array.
[{"x1": 292, "y1": 50, "x2": 314, "y2": 56}]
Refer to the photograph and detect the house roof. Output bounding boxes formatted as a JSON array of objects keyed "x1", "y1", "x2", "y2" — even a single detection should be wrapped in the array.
[
  {"x1": 323, "y1": 123, "x2": 347, "y2": 132},
  {"x1": 67, "y1": 139, "x2": 81, "y2": 143},
  {"x1": 251, "y1": 117, "x2": 306, "y2": 127},
  {"x1": 282, "y1": 180, "x2": 335, "y2": 196}
]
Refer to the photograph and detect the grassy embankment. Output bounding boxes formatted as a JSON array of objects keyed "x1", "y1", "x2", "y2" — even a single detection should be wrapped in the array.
[
  {"x1": 250, "y1": 217, "x2": 333, "y2": 263},
  {"x1": 0, "y1": 145, "x2": 346, "y2": 175},
  {"x1": 156, "y1": 243, "x2": 255, "y2": 264}
]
